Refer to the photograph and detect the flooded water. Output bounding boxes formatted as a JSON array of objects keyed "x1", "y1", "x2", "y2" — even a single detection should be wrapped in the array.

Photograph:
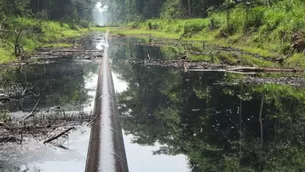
[{"x1": 1, "y1": 34, "x2": 305, "y2": 171}]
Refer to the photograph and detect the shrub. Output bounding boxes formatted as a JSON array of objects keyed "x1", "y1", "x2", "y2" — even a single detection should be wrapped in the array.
[{"x1": 182, "y1": 19, "x2": 209, "y2": 36}]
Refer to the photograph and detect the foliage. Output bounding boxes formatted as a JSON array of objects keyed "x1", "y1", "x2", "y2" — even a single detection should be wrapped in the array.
[
  {"x1": 160, "y1": 0, "x2": 182, "y2": 19},
  {"x1": 108, "y1": 0, "x2": 225, "y2": 23},
  {"x1": 0, "y1": 48, "x2": 15, "y2": 63},
  {"x1": 0, "y1": 17, "x2": 89, "y2": 63},
  {"x1": 0, "y1": 110, "x2": 9, "y2": 122},
  {"x1": 0, "y1": 0, "x2": 98, "y2": 63}
]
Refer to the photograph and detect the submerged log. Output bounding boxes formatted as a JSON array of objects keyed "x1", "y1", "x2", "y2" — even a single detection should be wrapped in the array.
[{"x1": 43, "y1": 127, "x2": 75, "y2": 144}]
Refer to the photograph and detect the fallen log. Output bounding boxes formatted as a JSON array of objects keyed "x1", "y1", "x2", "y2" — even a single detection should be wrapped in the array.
[
  {"x1": 43, "y1": 127, "x2": 75, "y2": 144},
  {"x1": 143, "y1": 59, "x2": 305, "y2": 73}
]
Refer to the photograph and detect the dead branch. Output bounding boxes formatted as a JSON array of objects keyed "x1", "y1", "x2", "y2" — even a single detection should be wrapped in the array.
[
  {"x1": 21, "y1": 89, "x2": 27, "y2": 96},
  {"x1": 43, "y1": 127, "x2": 75, "y2": 144},
  {"x1": 0, "y1": 136, "x2": 22, "y2": 143},
  {"x1": 23, "y1": 99, "x2": 40, "y2": 121},
  {"x1": 0, "y1": 122, "x2": 10, "y2": 129}
]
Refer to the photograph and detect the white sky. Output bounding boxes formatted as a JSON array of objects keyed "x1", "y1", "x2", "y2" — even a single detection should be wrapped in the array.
[{"x1": 95, "y1": 2, "x2": 108, "y2": 13}]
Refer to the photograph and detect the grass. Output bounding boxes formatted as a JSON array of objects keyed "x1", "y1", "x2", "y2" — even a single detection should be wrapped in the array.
[
  {"x1": 0, "y1": 110, "x2": 9, "y2": 122},
  {"x1": 242, "y1": 55, "x2": 276, "y2": 67},
  {"x1": 284, "y1": 53, "x2": 305, "y2": 67},
  {"x1": 92, "y1": 27, "x2": 181, "y2": 39},
  {"x1": 0, "y1": 48, "x2": 16, "y2": 63},
  {"x1": 95, "y1": 24, "x2": 282, "y2": 59},
  {"x1": 0, "y1": 17, "x2": 91, "y2": 63},
  {"x1": 187, "y1": 53, "x2": 222, "y2": 64}
]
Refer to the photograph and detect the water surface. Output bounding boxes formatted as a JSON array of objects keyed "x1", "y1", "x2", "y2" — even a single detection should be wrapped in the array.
[{"x1": 1, "y1": 35, "x2": 305, "y2": 171}]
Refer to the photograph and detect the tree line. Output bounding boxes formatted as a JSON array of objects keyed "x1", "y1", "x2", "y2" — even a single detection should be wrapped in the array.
[
  {"x1": 0, "y1": 0, "x2": 97, "y2": 23},
  {"x1": 108, "y1": 0, "x2": 278, "y2": 22}
]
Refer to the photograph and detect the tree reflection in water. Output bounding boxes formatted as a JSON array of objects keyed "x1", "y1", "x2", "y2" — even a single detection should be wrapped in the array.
[
  {"x1": 0, "y1": 60, "x2": 99, "y2": 112},
  {"x1": 113, "y1": 61, "x2": 305, "y2": 171}
]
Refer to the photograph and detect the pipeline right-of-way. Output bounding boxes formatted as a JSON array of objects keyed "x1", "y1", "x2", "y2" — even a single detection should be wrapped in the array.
[{"x1": 85, "y1": 30, "x2": 129, "y2": 172}]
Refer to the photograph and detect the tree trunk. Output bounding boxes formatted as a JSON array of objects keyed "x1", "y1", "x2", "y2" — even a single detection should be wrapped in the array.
[
  {"x1": 179, "y1": 0, "x2": 184, "y2": 18},
  {"x1": 187, "y1": 0, "x2": 191, "y2": 17},
  {"x1": 226, "y1": 10, "x2": 230, "y2": 32}
]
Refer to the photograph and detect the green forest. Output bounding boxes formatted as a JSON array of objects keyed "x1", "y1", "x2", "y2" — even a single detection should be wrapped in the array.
[
  {"x1": 106, "y1": 0, "x2": 305, "y2": 67},
  {"x1": 0, "y1": 0, "x2": 95, "y2": 22},
  {"x1": 0, "y1": 0, "x2": 98, "y2": 62}
]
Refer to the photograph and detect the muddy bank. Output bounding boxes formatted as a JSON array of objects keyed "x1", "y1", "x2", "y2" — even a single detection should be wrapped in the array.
[
  {"x1": 124, "y1": 59, "x2": 304, "y2": 73},
  {"x1": 112, "y1": 58, "x2": 305, "y2": 86},
  {"x1": 30, "y1": 36, "x2": 105, "y2": 61},
  {"x1": 214, "y1": 76, "x2": 305, "y2": 87},
  {"x1": 0, "y1": 110, "x2": 93, "y2": 144},
  {"x1": 33, "y1": 46, "x2": 104, "y2": 60},
  {"x1": 0, "y1": 47, "x2": 103, "y2": 68}
]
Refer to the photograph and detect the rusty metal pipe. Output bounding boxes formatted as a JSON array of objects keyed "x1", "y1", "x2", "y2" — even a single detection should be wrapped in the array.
[{"x1": 85, "y1": 31, "x2": 129, "y2": 172}]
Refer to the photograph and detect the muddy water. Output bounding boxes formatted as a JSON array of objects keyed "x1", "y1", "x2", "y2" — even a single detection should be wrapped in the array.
[{"x1": 1, "y1": 35, "x2": 305, "y2": 171}]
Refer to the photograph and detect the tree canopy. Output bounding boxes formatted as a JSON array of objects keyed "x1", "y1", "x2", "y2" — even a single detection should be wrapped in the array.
[
  {"x1": 107, "y1": 0, "x2": 280, "y2": 23},
  {"x1": 0, "y1": 0, "x2": 98, "y2": 23}
]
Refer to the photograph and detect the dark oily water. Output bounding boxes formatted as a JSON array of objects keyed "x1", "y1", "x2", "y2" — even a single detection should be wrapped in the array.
[
  {"x1": 0, "y1": 34, "x2": 103, "y2": 172},
  {"x1": 0, "y1": 35, "x2": 188, "y2": 172},
  {"x1": 1, "y1": 35, "x2": 305, "y2": 172},
  {"x1": 111, "y1": 38, "x2": 305, "y2": 171},
  {"x1": 0, "y1": 59, "x2": 100, "y2": 172},
  {"x1": 0, "y1": 59, "x2": 99, "y2": 113}
]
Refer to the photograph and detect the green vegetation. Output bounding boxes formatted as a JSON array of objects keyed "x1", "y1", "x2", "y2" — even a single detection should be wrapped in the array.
[
  {"x1": 0, "y1": 18, "x2": 91, "y2": 63},
  {"x1": 0, "y1": 110, "x2": 9, "y2": 122},
  {"x1": 42, "y1": 43, "x2": 74, "y2": 48},
  {"x1": 0, "y1": 0, "x2": 98, "y2": 63},
  {"x1": 107, "y1": 0, "x2": 305, "y2": 67},
  {"x1": 0, "y1": 48, "x2": 15, "y2": 63}
]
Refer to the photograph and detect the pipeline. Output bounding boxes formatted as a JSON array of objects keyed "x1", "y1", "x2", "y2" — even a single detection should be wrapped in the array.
[{"x1": 85, "y1": 31, "x2": 129, "y2": 172}]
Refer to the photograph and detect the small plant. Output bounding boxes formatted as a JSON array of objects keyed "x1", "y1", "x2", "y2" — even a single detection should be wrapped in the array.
[{"x1": 0, "y1": 110, "x2": 10, "y2": 122}]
